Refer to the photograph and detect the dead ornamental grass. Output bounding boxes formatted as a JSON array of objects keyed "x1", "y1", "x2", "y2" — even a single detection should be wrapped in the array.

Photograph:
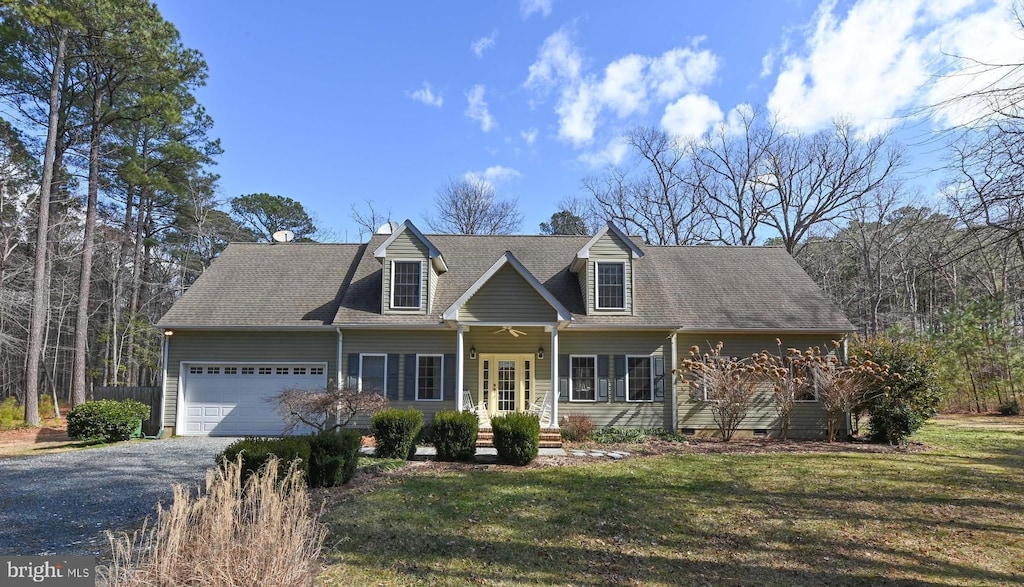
[{"x1": 100, "y1": 456, "x2": 326, "y2": 587}]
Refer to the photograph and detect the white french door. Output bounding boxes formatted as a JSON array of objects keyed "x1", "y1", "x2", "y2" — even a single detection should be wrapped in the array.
[{"x1": 478, "y1": 354, "x2": 534, "y2": 417}]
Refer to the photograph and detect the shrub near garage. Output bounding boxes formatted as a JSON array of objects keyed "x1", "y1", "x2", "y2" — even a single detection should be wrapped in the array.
[
  {"x1": 491, "y1": 412, "x2": 540, "y2": 465},
  {"x1": 307, "y1": 429, "x2": 363, "y2": 487},
  {"x1": 370, "y1": 408, "x2": 423, "y2": 459},
  {"x1": 432, "y1": 410, "x2": 479, "y2": 461},
  {"x1": 66, "y1": 399, "x2": 150, "y2": 443},
  {"x1": 219, "y1": 437, "x2": 311, "y2": 486}
]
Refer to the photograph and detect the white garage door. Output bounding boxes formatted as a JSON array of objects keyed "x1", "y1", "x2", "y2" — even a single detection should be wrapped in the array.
[{"x1": 180, "y1": 363, "x2": 328, "y2": 436}]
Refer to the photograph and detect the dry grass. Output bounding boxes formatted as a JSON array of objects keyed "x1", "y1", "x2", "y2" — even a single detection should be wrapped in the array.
[{"x1": 99, "y1": 456, "x2": 326, "y2": 587}]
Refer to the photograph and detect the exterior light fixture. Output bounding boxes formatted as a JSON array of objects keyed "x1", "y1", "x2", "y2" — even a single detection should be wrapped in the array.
[
  {"x1": 164, "y1": 330, "x2": 174, "y2": 336},
  {"x1": 469, "y1": 346, "x2": 476, "y2": 360},
  {"x1": 537, "y1": 346, "x2": 545, "y2": 359}
]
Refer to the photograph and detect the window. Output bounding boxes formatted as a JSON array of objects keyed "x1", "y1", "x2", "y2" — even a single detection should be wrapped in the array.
[
  {"x1": 224, "y1": 367, "x2": 238, "y2": 375},
  {"x1": 189, "y1": 366, "x2": 203, "y2": 375},
  {"x1": 360, "y1": 354, "x2": 387, "y2": 393},
  {"x1": 570, "y1": 356, "x2": 597, "y2": 401},
  {"x1": 310, "y1": 366, "x2": 324, "y2": 376},
  {"x1": 391, "y1": 260, "x2": 422, "y2": 309},
  {"x1": 293, "y1": 367, "x2": 307, "y2": 375},
  {"x1": 258, "y1": 367, "x2": 272, "y2": 375},
  {"x1": 241, "y1": 367, "x2": 255, "y2": 375},
  {"x1": 276, "y1": 367, "x2": 289, "y2": 375},
  {"x1": 626, "y1": 356, "x2": 653, "y2": 402},
  {"x1": 416, "y1": 355, "x2": 443, "y2": 401},
  {"x1": 596, "y1": 262, "x2": 625, "y2": 309},
  {"x1": 206, "y1": 366, "x2": 220, "y2": 375}
]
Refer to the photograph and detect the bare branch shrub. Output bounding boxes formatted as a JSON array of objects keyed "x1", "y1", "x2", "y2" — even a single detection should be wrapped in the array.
[
  {"x1": 798, "y1": 344, "x2": 890, "y2": 442},
  {"x1": 99, "y1": 456, "x2": 326, "y2": 587},
  {"x1": 271, "y1": 382, "x2": 388, "y2": 433},
  {"x1": 679, "y1": 342, "x2": 768, "y2": 441},
  {"x1": 761, "y1": 339, "x2": 814, "y2": 441}
]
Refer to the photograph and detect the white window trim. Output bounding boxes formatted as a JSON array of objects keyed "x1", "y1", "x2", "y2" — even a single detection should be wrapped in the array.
[
  {"x1": 625, "y1": 354, "x2": 654, "y2": 403},
  {"x1": 358, "y1": 353, "x2": 388, "y2": 394},
  {"x1": 594, "y1": 261, "x2": 627, "y2": 310},
  {"x1": 390, "y1": 259, "x2": 423, "y2": 310},
  {"x1": 569, "y1": 354, "x2": 598, "y2": 402},
  {"x1": 415, "y1": 354, "x2": 444, "y2": 402}
]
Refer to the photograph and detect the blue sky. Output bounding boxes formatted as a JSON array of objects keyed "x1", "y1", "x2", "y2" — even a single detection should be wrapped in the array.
[{"x1": 155, "y1": 0, "x2": 1021, "y2": 241}]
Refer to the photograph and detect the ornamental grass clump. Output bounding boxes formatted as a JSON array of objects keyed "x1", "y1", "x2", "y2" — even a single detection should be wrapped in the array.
[
  {"x1": 431, "y1": 410, "x2": 479, "y2": 461},
  {"x1": 491, "y1": 412, "x2": 540, "y2": 465},
  {"x1": 99, "y1": 456, "x2": 326, "y2": 587},
  {"x1": 370, "y1": 408, "x2": 423, "y2": 459}
]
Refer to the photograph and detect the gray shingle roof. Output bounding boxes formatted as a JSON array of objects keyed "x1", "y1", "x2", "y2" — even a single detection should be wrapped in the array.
[{"x1": 158, "y1": 235, "x2": 853, "y2": 332}]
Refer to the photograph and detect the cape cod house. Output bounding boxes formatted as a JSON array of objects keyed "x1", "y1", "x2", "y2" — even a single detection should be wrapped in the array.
[{"x1": 156, "y1": 221, "x2": 854, "y2": 439}]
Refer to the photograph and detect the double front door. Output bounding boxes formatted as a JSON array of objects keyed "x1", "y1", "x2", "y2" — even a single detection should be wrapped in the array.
[{"x1": 478, "y1": 354, "x2": 534, "y2": 417}]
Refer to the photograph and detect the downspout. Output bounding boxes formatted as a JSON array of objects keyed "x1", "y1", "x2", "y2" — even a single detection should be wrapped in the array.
[
  {"x1": 670, "y1": 330, "x2": 679, "y2": 432},
  {"x1": 159, "y1": 330, "x2": 170, "y2": 438},
  {"x1": 336, "y1": 327, "x2": 344, "y2": 427}
]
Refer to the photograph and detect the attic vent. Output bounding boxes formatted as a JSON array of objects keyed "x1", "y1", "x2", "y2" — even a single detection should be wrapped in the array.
[
  {"x1": 753, "y1": 429, "x2": 769, "y2": 437},
  {"x1": 680, "y1": 427, "x2": 696, "y2": 436}
]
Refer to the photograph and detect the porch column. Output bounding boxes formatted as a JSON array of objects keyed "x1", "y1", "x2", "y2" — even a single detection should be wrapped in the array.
[
  {"x1": 550, "y1": 327, "x2": 559, "y2": 425},
  {"x1": 455, "y1": 324, "x2": 465, "y2": 411},
  {"x1": 670, "y1": 331, "x2": 678, "y2": 431}
]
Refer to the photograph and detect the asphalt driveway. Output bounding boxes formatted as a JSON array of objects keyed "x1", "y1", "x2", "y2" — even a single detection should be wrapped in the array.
[{"x1": 0, "y1": 437, "x2": 233, "y2": 556}]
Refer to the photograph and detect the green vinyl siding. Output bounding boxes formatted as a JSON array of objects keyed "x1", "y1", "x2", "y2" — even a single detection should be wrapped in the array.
[
  {"x1": 584, "y1": 232, "x2": 633, "y2": 315},
  {"x1": 163, "y1": 330, "x2": 337, "y2": 430},
  {"x1": 559, "y1": 331, "x2": 672, "y2": 428},
  {"x1": 458, "y1": 264, "x2": 557, "y2": 322},
  {"x1": 382, "y1": 231, "x2": 429, "y2": 315},
  {"x1": 341, "y1": 330, "x2": 457, "y2": 427},
  {"x1": 676, "y1": 332, "x2": 845, "y2": 438}
]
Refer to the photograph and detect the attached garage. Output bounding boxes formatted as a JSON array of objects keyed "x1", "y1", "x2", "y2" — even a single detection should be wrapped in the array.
[{"x1": 177, "y1": 362, "x2": 328, "y2": 436}]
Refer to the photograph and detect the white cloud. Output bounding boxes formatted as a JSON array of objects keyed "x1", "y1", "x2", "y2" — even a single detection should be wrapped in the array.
[
  {"x1": 521, "y1": 128, "x2": 539, "y2": 144},
  {"x1": 520, "y1": 0, "x2": 552, "y2": 19},
  {"x1": 464, "y1": 165, "x2": 522, "y2": 188},
  {"x1": 525, "y1": 29, "x2": 583, "y2": 90},
  {"x1": 525, "y1": 29, "x2": 721, "y2": 146},
  {"x1": 579, "y1": 135, "x2": 630, "y2": 168},
  {"x1": 465, "y1": 84, "x2": 495, "y2": 132},
  {"x1": 471, "y1": 29, "x2": 497, "y2": 58},
  {"x1": 661, "y1": 94, "x2": 724, "y2": 138},
  {"x1": 407, "y1": 82, "x2": 443, "y2": 108},
  {"x1": 767, "y1": 0, "x2": 1022, "y2": 135}
]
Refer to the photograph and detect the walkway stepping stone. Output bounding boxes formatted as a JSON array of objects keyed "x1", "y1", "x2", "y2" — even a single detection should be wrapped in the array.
[
  {"x1": 588, "y1": 451, "x2": 606, "y2": 457},
  {"x1": 607, "y1": 453, "x2": 624, "y2": 459},
  {"x1": 571, "y1": 450, "x2": 588, "y2": 457}
]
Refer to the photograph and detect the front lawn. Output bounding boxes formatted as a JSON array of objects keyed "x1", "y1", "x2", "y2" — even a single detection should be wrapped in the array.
[{"x1": 320, "y1": 415, "x2": 1024, "y2": 586}]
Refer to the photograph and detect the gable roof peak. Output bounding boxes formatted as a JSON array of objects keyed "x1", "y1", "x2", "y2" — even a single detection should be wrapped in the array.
[
  {"x1": 372, "y1": 219, "x2": 448, "y2": 272},
  {"x1": 441, "y1": 250, "x2": 571, "y2": 323},
  {"x1": 575, "y1": 221, "x2": 645, "y2": 261}
]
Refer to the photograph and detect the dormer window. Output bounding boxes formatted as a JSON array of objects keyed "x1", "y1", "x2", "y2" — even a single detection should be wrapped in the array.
[
  {"x1": 596, "y1": 262, "x2": 625, "y2": 309},
  {"x1": 391, "y1": 260, "x2": 422, "y2": 309}
]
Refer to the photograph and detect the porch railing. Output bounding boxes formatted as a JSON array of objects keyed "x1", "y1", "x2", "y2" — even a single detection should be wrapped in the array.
[{"x1": 461, "y1": 388, "x2": 554, "y2": 429}]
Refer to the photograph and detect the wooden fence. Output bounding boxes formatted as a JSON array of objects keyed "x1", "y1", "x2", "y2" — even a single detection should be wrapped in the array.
[{"x1": 91, "y1": 386, "x2": 162, "y2": 437}]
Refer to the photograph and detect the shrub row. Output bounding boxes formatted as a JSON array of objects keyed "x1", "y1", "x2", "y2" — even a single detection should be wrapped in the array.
[
  {"x1": 218, "y1": 429, "x2": 363, "y2": 488},
  {"x1": 432, "y1": 410, "x2": 478, "y2": 461},
  {"x1": 67, "y1": 399, "x2": 150, "y2": 443}
]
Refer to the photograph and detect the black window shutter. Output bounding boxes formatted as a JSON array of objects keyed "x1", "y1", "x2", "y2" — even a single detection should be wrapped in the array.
[
  {"x1": 387, "y1": 354, "x2": 399, "y2": 400},
  {"x1": 653, "y1": 355, "x2": 665, "y2": 402},
  {"x1": 558, "y1": 354, "x2": 570, "y2": 401},
  {"x1": 443, "y1": 353, "x2": 456, "y2": 400},
  {"x1": 403, "y1": 354, "x2": 417, "y2": 401},
  {"x1": 597, "y1": 355, "x2": 610, "y2": 402},
  {"x1": 347, "y1": 353, "x2": 359, "y2": 390},
  {"x1": 614, "y1": 355, "x2": 626, "y2": 402}
]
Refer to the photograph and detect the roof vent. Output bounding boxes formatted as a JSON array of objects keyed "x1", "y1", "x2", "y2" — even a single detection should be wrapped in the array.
[
  {"x1": 272, "y1": 230, "x2": 295, "y2": 243},
  {"x1": 376, "y1": 221, "x2": 400, "y2": 235}
]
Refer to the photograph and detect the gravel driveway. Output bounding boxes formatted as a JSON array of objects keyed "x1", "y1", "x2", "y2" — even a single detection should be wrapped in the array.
[{"x1": 0, "y1": 437, "x2": 234, "y2": 556}]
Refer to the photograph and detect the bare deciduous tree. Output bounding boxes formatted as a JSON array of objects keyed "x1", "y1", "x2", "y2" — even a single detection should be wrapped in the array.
[
  {"x1": 678, "y1": 342, "x2": 767, "y2": 441},
  {"x1": 426, "y1": 178, "x2": 523, "y2": 235},
  {"x1": 349, "y1": 199, "x2": 392, "y2": 242},
  {"x1": 270, "y1": 383, "x2": 388, "y2": 434}
]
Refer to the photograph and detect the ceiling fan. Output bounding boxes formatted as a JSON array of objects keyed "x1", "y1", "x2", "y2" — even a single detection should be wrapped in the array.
[{"x1": 493, "y1": 326, "x2": 527, "y2": 337}]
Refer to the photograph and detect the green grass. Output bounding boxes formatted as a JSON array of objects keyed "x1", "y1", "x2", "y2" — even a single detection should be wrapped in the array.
[{"x1": 320, "y1": 415, "x2": 1024, "y2": 586}]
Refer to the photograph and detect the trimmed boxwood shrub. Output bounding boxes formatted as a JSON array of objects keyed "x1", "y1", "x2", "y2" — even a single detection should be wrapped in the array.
[
  {"x1": 67, "y1": 399, "x2": 151, "y2": 443},
  {"x1": 219, "y1": 437, "x2": 311, "y2": 486},
  {"x1": 491, "y1": 412, "x2": 540, "y2": 466},
  {"x1": 307, "y1": 429, "x2": 363, "y2": 487},
  {"x1": 370, "y1": 408, "x2": 423, "y2": 459},
  {"x1": 432, "y1": 410, "x2": 479, "y2": 461}
]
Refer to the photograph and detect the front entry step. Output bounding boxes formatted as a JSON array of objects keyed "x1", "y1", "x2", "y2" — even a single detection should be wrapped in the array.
[{"x1": 477, "y1": 427, "x2": 562, "y2": 448}]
